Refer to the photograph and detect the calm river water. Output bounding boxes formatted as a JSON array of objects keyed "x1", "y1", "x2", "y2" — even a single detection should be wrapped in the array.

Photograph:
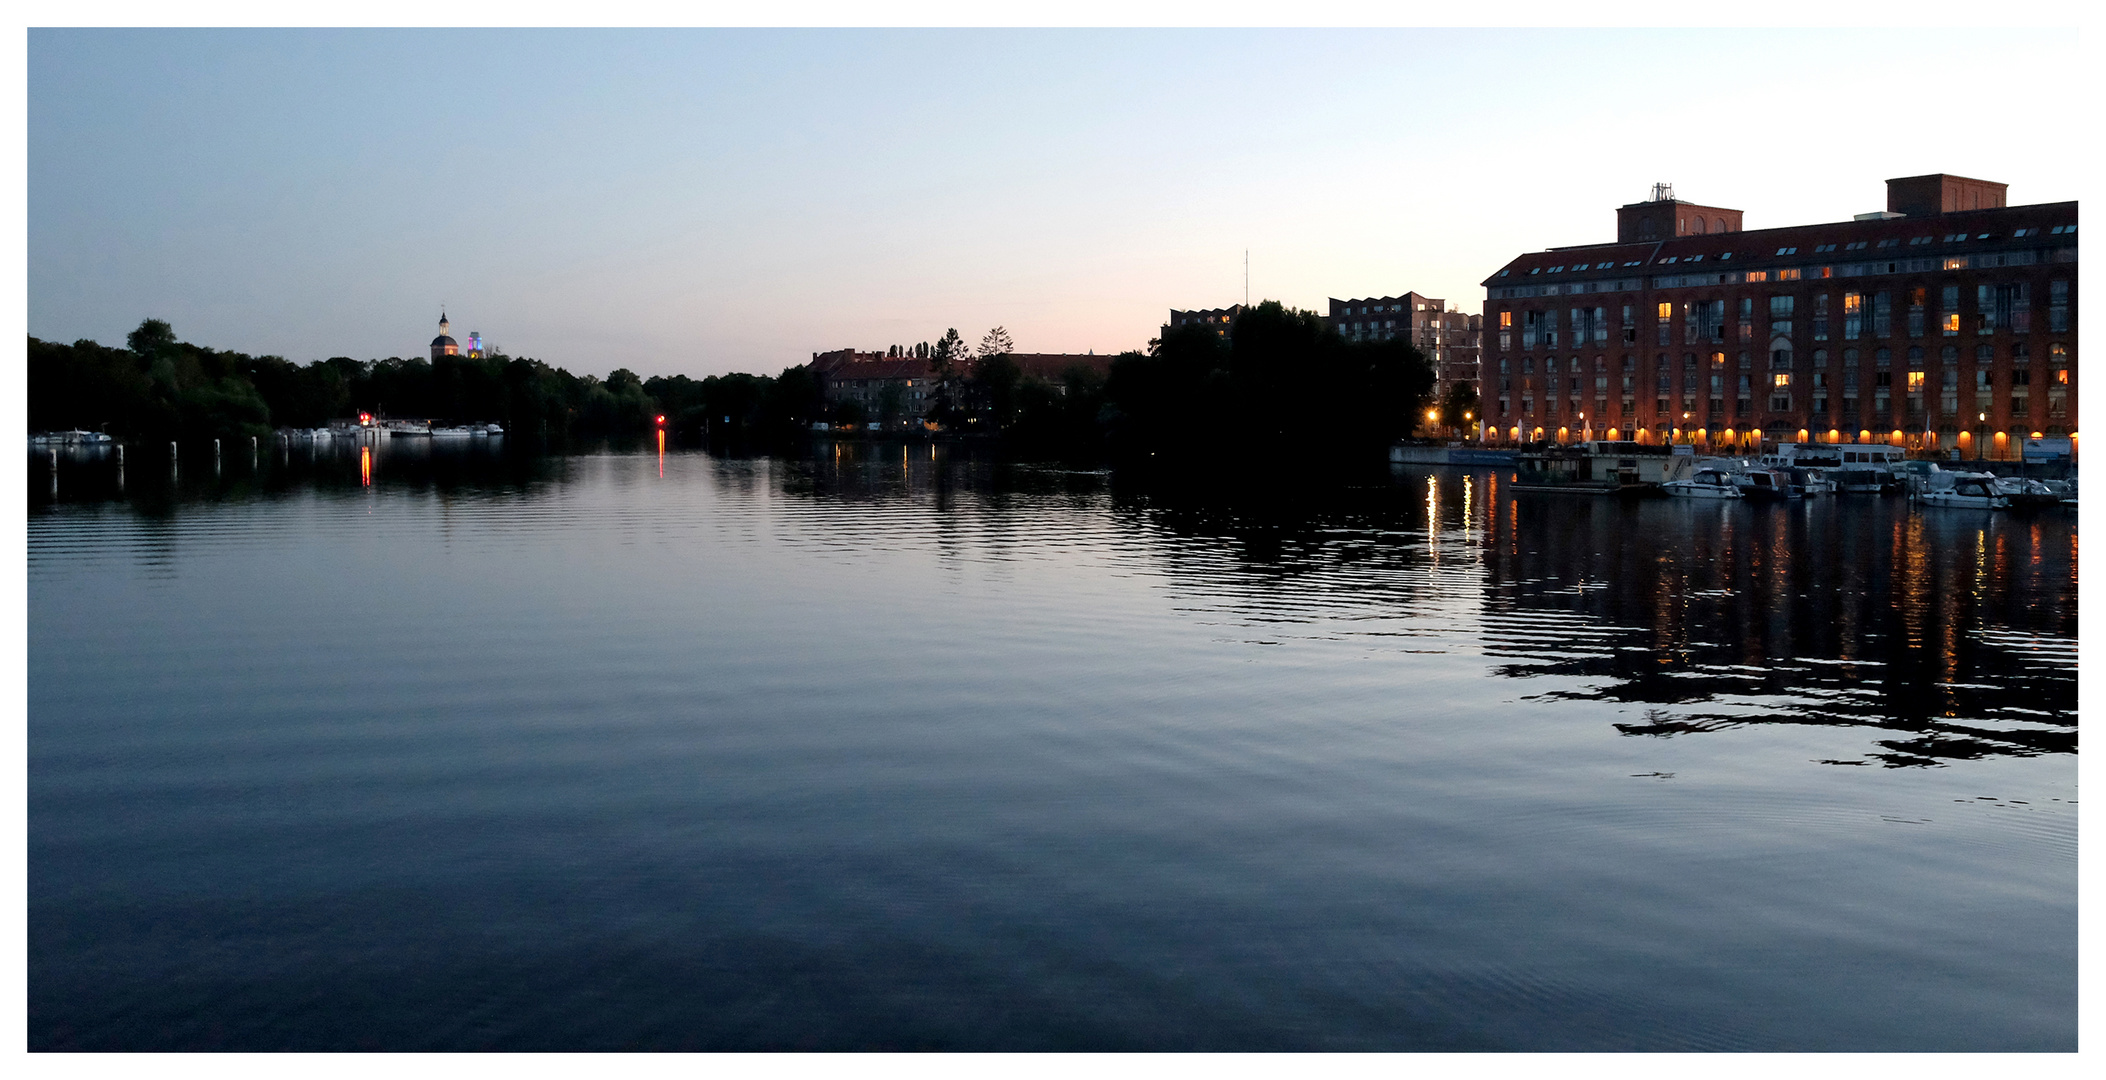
[{"x1": 28, "y1": 440, "x2": 2077, "y2": 1050}]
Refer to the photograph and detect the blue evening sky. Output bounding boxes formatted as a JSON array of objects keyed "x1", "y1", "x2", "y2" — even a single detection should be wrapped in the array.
[{"x1": 28, "y1": 28, "x2": 2080, "y2": 378}]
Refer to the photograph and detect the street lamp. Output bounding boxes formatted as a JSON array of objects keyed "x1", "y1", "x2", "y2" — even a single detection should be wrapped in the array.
[{"x1": 1978, "y1": 411, "x2": 1987, "y2": 461}]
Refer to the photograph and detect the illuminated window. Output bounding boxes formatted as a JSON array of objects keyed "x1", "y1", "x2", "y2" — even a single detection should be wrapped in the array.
[
  {"x1": 1744, "y1": 271, "x2": 1768, "y2": 283},
  {"x1": 1776, "y1": 268, "x2": 1802, "y2": 281},
  {"x1": 1773, "y1": 373, "x2": 1791, "y2": 387},
  {"x1": 1907, "y1": 371, "x2": 1926, "y2": 391},
  {"x1": 1499, "y1": 311, "x2": 1512, "y2": 328},
  {"x1": 1657, "y1": 302, "x2": 1673, "y2": 320}
]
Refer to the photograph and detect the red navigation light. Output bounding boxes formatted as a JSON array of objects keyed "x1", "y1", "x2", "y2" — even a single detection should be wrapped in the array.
[{"x1": 655, "y1": 414, "x2": 666, "y2": 425}]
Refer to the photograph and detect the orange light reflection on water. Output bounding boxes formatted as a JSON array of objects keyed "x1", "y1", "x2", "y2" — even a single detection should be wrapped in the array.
[
  {"x1": 657, "y1": 429, "x2": 665, "y2": 476},
  {"x1": 360, "y1": 446, "x2": 371, "y2": 487}
]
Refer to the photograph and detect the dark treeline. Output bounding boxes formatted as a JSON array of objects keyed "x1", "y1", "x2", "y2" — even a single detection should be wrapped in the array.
[
  {"x1": 827, "y1": 302, "x2": 1444, "y2": 467},
  {"x1": 1099, "y1": 300, "x2": 1440, "y2": 465},
  {"x1": 31, "y1": 303, "x2": 1443, "y2": 464},
  {"x1": 28, "y1": 319, "x2": 826, "y2": 448}
]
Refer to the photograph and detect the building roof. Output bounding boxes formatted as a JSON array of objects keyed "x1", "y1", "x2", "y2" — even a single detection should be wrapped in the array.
[
  {"x1": 809, "y1": 351, "x2": 932, "y2": 381},
  {"x1": 1483, "y1": 200, "x2": 2077, "y2": 290},
  {"x1": 432, "y1": 335, "x2": 457, "y2": 346}
]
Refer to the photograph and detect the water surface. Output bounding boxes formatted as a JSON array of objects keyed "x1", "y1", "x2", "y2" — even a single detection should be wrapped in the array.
[{"x1": 28, "y1": 441, "x2": 2077, "y2": 1050}]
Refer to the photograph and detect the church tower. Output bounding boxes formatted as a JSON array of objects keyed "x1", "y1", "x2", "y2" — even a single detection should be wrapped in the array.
[{"x1": 431, "y1": 312, "x2": 459, "y2": 362}]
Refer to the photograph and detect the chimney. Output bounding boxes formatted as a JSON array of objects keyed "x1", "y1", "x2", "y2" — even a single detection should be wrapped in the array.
[{"x1": 1886, "y1": 174, "x2": 2008, "y2": 216}]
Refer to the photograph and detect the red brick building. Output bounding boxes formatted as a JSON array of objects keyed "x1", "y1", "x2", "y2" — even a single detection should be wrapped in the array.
[
  {"x1": 1481, "y1": 175, "x2": 2077, "y2": 458},
  {"x1": 809, "y1": 349, "x2": 938, "y2": 426}
]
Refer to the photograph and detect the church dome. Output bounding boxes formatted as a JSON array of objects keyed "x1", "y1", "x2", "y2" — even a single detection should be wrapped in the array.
[{"x1": 430, "y1": 311, "x2": 458, "y2": 356}]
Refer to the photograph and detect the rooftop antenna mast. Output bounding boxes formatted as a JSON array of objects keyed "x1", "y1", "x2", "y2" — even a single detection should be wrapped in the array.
[{"x1": 1650, "y1": 182, "x2": 1675, "y2": 202}]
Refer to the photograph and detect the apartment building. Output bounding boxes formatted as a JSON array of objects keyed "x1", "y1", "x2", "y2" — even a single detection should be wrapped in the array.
[{"x1": 1480, "y1": 175, "x2": 2076, "y2": 457}]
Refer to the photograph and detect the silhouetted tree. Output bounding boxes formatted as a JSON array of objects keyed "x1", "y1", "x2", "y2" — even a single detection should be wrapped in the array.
[{"x1": 1101, "y1": 300, "x2": 1433, "y2": 465}]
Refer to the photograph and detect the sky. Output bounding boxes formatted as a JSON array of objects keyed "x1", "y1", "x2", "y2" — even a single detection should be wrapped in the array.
[{"x1": 27, "y1": 27, "x2": 2083, "y2": 379}]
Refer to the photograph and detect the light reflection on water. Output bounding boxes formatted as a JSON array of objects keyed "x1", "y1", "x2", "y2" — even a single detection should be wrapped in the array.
[{"x1": 27, "y1": 442, "x2": 2076, "y2": 1050}]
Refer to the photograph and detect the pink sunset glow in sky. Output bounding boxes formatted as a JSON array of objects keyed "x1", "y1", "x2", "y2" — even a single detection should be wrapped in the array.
[{"x1": 29, "y1": 27, "x2": 2080, "y2": 378}]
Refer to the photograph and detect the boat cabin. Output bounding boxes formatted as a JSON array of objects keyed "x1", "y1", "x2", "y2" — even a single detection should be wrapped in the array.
[{"x1": 1516, "y1": 441, "x2": 1694, "y2": 489}]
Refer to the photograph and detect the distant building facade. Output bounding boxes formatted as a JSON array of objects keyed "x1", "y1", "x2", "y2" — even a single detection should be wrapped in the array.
[
  {"x1": 809, "y1": 349, "x2": 937, "y2": 426},
  {"x1": 1327, "y1": 293, "x2": 1482, "y2": 401},
  {"x1": 1164, "y1": 305, "x2": 1245, "y2": 341},
  {"x1": 1482, "y1": 174, "x2": 2077, "y2": 457},
  {"x1": 810, "y1": 348, "x2": 1117, "y2": 428}
]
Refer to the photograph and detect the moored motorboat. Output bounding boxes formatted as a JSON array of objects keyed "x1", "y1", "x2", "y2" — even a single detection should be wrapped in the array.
[
  {"x1": 1830, "y1": 467, "x2": 1897, "y2": 494},
  {"x1": 31, "y1": 430, "x2": 113, "y2": 446},
  {"x1": 1992, "y1": 476, "x2": 2065, "y2": 511},
  {"x1": 1663, "y1": 468, "x2": 1744, "y2": 499},
  {"x1": 1786, "y1": 466, "x2": 1835, "y2": 496},
  {"x1": 1730, "y1": 467, "x2": 1801, "y2": 501},
  {"x1": 1917, "y1": 472, "x2": 2009, "y2": 509}
]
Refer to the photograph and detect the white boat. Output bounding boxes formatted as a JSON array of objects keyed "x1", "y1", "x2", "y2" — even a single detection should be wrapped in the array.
[
  {"x1": 32, "y1": 429, "x2": 113, "y2": 445},
  {"x1": 1663, "y1": 468, "x2": 1744, "y2": 499},
  {"x1": 386, "y1": 421, "x2": 432, "y2": 438},
  {"x1": 1695, "y1": 457, "x2": 1799, "y2": 500},
  {"x1": 1917, "y1": 473, "x2": 2009, "y2": 509},
  {"x1": 429, "y1": 426, "x2": 476, "y2": 439},
  {"x1": 1991, "y1": 476, "x2": 2066, "y2": 511}
]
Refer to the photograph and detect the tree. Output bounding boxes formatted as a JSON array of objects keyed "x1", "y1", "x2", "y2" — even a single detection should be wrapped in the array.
[
  {"x1": 127, "y1": 318, "x2": 176, "y2": 361},
  {"x1": 876, "y1": 381, "x2": 907, "y2": 428},
  {"x1": 926, "y1": 327, "x2": 969, "y2": 428},
  {"x1": 977, "y1": 326, "x2": 1014, "y2": 360},
  {"x1": 1100, "y1": 299, "x2": 1435, "y2": 465},
  {"x1": 1438, "y1": 381, "x2": 1482, "y2": 435},
  {"x1": 763, "y1": 363, "x2": 824, "y2": 434},
  {"x1": 965, "y1": 352, "x2": 1022, "y2": 430}
]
